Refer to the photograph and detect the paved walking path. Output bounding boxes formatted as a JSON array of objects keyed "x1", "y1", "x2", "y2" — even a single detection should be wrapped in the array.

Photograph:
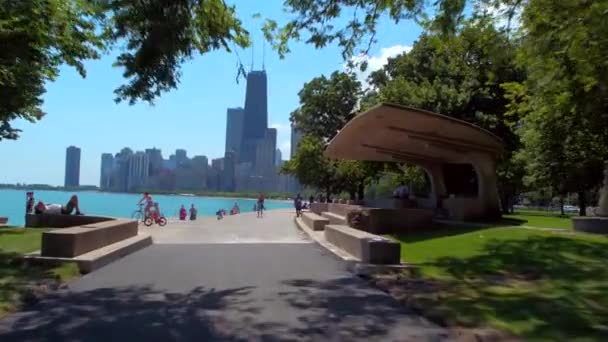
[{"x1": 0, "y1": 210, "x2": 449, "y2": 341}]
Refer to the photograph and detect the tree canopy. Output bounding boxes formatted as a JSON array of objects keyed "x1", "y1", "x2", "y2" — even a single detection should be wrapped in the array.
[{"x1": 0, "y1": 0, "x2": 250, "y2": 140}]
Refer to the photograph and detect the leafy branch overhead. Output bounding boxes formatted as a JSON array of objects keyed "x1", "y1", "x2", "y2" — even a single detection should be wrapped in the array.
[{"x1": 0, "y1": 0, "x2": 250, "y2": 140}]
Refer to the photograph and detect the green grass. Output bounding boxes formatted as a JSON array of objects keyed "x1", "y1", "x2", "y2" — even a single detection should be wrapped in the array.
[
  {"x1": 390, "y1": 225, "x2": 608, "y2": 341},
  {"x1": 503, "y1": 210, "x2": 573, "y2": 230},
  {"x1": 0, "y1": 227, "x2": 80, "y2": 316}
]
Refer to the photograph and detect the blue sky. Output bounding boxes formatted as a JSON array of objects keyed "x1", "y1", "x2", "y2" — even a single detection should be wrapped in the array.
[{"x1": 0, "y1": 0, "x2": 423, "y2": 186}]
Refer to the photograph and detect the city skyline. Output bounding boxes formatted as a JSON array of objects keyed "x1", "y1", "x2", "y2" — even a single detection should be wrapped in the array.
[{"x1": 0, "y1": 0, "x2": 422, "y2": 186}]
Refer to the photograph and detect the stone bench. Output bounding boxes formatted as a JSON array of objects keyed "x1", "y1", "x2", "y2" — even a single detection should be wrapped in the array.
[
  {"x1": 310, "y1": 202, "x2": 328, "y2": 215},
  {"x1": 324, "y1": 224, "x2": 401, "y2": 264},
  {"x1": 26, "y1": 213, "x2": 113, "y2": 228},
  {"x1": 301, "y1": 212, "x2": 330, "y2": 231},
  {"x1": 41, "y1": 219, "x2": 138, "y2": 258},
  {"x1": 321, "y1": 211, "x2": 347, "y2": 225},
  {"x1": 327, "y1": 203, "x2": 362, "y2": 217}
]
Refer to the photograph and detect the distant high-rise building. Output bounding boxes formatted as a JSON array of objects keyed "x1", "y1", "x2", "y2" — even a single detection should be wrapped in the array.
[
  {"x1": 64, "y1": 146, "x2": 81, "y2": 188},
  {"x1": 290, "y1": 124, "x2": 303, "y2": 158},
  {"x1": 211, "y1": 157, "x2": 224, "y2": 171},
  {"x1": 255, "y1": 128, "x2": 277, "y2": 191},
  {"x1": 240, "y1": 71, "x2": 268, "y2": 164},
  {"x1": 175, "y1": 149, "x2": 188, "y2": 168},
  {"x1": 112, "y1": 147, "x2": 133, "y2": 191},
  {"x1": 225, "y1": 107, "x2": 244, "y2": 157},
  {"x1": 222, "y1": 151, "x2": 236, "y2": 192},
  {"x1": 275, "y1": 148, "x2": 282, "y2": 167},
  {"x1": 100, "y1": 153, "x2": 114, "y2": 190},
  {"x1": 145, "y1": 148, "x2": 163, "y2": 176},
  {"x1": 127, "y1": 152, "x2": 149, "y2": 190}
]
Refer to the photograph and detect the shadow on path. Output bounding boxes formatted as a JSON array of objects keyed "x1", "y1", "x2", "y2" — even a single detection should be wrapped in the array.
[{"x1": 0, "y1": 277, "x2": 448, "y2": 341}]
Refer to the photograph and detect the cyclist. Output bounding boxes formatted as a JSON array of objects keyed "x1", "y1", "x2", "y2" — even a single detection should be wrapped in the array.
[{"x1": 138, "y1": 192, "x2": 154, "y2": 218}]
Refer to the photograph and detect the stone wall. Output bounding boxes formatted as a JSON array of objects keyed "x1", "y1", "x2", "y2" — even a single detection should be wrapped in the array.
[
  {"x1": 364, "y1": 208, "x2": 433, "y2": 234},
  {"x1": 25, "y1": 214, "x2": 113, "y2": 228}
]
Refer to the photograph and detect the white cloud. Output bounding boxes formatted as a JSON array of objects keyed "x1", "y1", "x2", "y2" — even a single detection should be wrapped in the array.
[
  {"x1": 348, "y1": 44, "x2": 412, "y2": 87},
  {"x1": 270, "y1": 123, "x2": 290, "y2": 133}
]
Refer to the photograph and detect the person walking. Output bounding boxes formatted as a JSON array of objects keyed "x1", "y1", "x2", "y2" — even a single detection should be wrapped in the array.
[
  {"x1": 189, "y1": 204, "x2": 197, "y2": 221},
  {"x1": 294, "y1": 193, "x2": 303, "y2": 218},
  {"x1": 257, "y1": 193, "x2": 265, "y2": 218}
]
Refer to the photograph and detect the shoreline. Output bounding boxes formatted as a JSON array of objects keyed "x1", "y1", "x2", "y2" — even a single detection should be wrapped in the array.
[{"x1": 0, "y1": 188, "x2": 294, "y2": 203}]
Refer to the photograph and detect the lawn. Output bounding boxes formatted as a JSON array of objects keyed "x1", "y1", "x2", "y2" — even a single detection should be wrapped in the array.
[
  {"x1": 386, "y1": 225, "x2": 608, "y2": 341},
  {"x1": 0, "y1": 227, "x2": 79, "y2": 316},
  {"x1": 503, "y1": 210, "x2": 573, "y2": 230}
]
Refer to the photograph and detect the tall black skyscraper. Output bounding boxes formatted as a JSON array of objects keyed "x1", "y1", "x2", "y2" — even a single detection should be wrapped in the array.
[
  {"x1": 240, "y1": 71, "x2": 268, "y2": 164},
  {"x1": 65, "y1": 146, "x2": 81, "y2": 187}
]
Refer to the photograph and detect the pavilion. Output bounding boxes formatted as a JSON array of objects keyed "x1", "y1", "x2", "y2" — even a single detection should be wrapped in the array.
[{"x1": 325, "y1": 103, "x2": 504, "y2": 220}]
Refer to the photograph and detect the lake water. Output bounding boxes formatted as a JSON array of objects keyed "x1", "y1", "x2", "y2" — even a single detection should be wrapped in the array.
[{"x1": 0, "y1": 189, "x2": 293, "y2": 226}]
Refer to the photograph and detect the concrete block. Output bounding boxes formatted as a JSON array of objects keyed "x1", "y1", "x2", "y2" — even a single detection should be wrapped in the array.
[
  {"x1": 26, "y1": 214, "x2": 113, "y2": 228},
  {"x1": 572, "y1": 216, "x2": 608, "y2": 234},
  {"x1": 324, "y1": 224, "x2": 401, "y2": 264},
  {"x1": 41, "y1": 219, "x2": 138, "y2": 258},
  {"x1": 321, "y1": 211, "x2": 347, "y2": 225},
  {"x1": 310, "y1": 203, "x2": 328, "y2": 215},
  {"x1": 301, "y1": 212, "x2": 330, "y2": 231}
]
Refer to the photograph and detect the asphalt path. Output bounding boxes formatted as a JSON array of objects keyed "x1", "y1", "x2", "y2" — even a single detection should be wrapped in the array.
[{"x1": 0, "y1": 210, "x2": 450, "y2": 341}]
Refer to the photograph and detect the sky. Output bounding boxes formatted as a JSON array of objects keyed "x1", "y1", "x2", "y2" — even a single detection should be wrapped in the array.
[{"x1": 0, "y1": 0, "x2": 423, "y2": 186}]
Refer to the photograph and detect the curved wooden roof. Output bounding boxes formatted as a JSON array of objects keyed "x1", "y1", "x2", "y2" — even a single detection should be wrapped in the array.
[{"x1": 325, "y1": 103, "x2": 504, "y2": 164}]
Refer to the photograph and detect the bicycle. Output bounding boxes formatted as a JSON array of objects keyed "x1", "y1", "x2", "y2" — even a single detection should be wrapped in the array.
[
  {"x1": 132, "y1": 203, "x2": 146, "y2": 223},
  {"x1": 144, "y1": 213, "x2": 167, "y2": 227}
]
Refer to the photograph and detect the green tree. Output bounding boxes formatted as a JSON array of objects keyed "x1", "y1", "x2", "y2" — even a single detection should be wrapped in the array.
[
  {"x1": 287, "y1": 70, "x2": 383, "y2": 200},
  {"x1": 505, "y1": 0, "x2": 608, "y2": 216},
  {"x1": 291, "y1": 71, "x2": 362, "y2": 141},
  {"x1": 1, "y1": 0, "x2": 249, "y2": 140},
  {"x1": 369, "y1": 18, "x2": 525, "y2": 213},
  {"x1": 281, "y1": 135, "x2": 340, "y2": 200},
  {"x1": 0, "y1": 0, "x2": 106, "y2": 140}
]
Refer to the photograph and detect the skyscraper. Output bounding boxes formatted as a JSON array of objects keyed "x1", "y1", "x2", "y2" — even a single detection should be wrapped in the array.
[
  {"x1": 225, "y1": 107, "x2": 244, "y2": 157},
  {"x1": 100, "y1": 153, "x2": 114, "y2": 190},
  {"x1": 222, "y1": 151, "x2": 236, "y2": 192},
  {"x1": 64, "y1": 146, "x2": 81, "y2": 188},
  {"x1": 290, "y1": 123, "x2": 303, "y2": 158},
  {"x1": 127, "y1": 152, "x2": 149, "y2": 190},
  {"x1": 275, "y1": 148, "x2": 282, "y2": 167},
  {"x1": 145, "y1": 148, "x2": 163, "y2": 176},
  {"x1": 175, "y1": 149, "x2": 188, "y2": 168},
  {"x1": 255, "y1": 128, "x2": 277, "y2": 189},
  {"x1": 240, "y1": 71, "x2": 268, "y2": 164}
]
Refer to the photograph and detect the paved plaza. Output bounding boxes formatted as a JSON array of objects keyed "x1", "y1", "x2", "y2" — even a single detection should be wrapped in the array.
[{"x1": 0, "y1": 210, "x2": 449, "y2": 341}]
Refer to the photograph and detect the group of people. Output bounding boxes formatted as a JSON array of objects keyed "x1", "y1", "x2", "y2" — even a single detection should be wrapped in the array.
[
  {"x1": 216, "y1": 201, "x2": 241, "y2": 220},
  {"x1": 179, "y1": 204, "x2": 197, "y2": 221},
  {"x1": 27, "y1": 192, "x2": 84, "y2": 216}
]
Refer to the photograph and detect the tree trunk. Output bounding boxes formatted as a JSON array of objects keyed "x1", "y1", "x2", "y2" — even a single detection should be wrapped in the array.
[
  {"x1": 349, "y1": 191, "x2": 356, "y2": 201},
  {"x1": 559, "y1": 196, "x2": 565, "y2": 216},
  {"x1": 357, "y1": 183, "x2": 365, "y2": 201},
  {"x1": 578, "y1": 191, "x2": 587, "y2": 216}
]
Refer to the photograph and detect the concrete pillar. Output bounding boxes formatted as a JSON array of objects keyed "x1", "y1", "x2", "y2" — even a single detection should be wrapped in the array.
[{"x1": 470, "y1": 153, "x2": 501, "y2": 219}]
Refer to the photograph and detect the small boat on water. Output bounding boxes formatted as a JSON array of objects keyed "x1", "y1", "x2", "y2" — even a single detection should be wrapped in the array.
[{"x1": 178, "y1": 193, "x2": 195, "y2": 197}]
